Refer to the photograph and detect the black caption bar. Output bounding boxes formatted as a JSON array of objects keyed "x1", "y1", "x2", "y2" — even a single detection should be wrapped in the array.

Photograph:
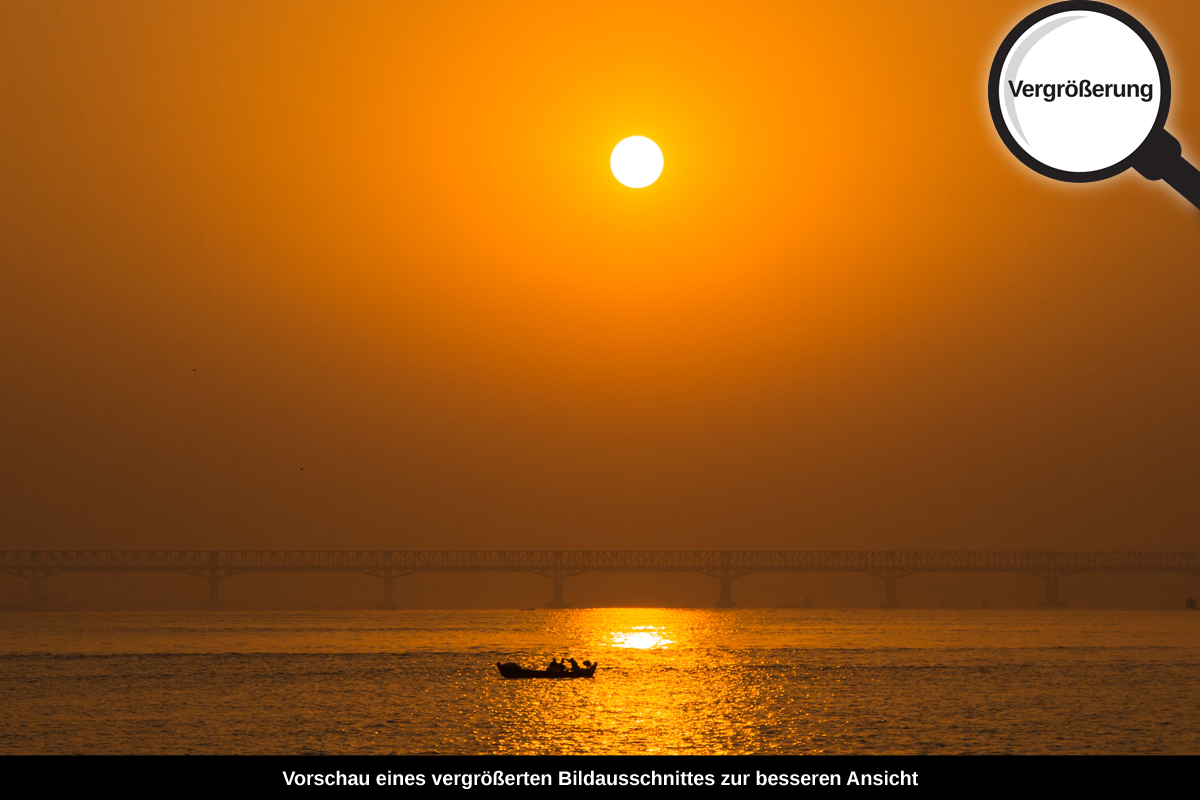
[{"x1": 4, "y1": 755, "x2": 1189, "y2": 793}]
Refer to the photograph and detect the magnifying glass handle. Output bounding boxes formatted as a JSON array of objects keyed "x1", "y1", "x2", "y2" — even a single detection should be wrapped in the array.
[{"x1": 1132, "y1": 129, "x2": 1200, "y2": 211}]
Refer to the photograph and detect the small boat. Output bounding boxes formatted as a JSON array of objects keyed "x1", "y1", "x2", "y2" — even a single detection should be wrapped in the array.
[{"x1": 496, "y1": 661, "x2": 598, "y2": 679}]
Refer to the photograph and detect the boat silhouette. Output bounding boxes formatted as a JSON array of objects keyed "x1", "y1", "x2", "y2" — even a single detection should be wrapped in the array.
[{"x1": 496, "y1": 661, "x2": 597, "y2": 679}]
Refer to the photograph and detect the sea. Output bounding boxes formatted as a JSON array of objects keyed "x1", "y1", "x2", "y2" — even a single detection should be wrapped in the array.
[{"x1": 1, "y1": 608, "x2": 1197, "y2": 755}]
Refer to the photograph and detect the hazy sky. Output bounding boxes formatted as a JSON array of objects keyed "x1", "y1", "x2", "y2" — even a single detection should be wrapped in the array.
[{"x1": 3, "y1": 0, "x2": 1200, "y2": 553}]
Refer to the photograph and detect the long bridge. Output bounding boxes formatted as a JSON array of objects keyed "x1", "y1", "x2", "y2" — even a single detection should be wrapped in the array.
[{"x1": 2, "y1": 550, "x2": 1198, "y2": 609}]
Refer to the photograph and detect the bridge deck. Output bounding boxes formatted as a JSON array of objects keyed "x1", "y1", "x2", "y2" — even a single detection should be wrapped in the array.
[
  {"x1": 4, "y1": 551, "x2": 1197, "y2": 609},
  {"x1": 2, "y1": 550, "x2": 1198, "y2": 577}
]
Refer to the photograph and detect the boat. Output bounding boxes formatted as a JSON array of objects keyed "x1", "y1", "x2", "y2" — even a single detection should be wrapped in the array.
[{"x1": 496, "y1": 661, "x2": 598, "y2": 679}]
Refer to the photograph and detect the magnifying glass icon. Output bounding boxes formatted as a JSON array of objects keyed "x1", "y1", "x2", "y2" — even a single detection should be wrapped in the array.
[{"x1": 989, "y1": 1, "x2": 1200, "y2": 209}]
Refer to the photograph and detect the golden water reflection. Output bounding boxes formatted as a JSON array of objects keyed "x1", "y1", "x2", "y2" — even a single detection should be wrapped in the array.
[
  {"x1": 9, "y1": 609, "x2": 1187, "y2": 753},
  {"x1": 483, "y1": 608, "x2": 793, "y2": 754},
  {"x1": 577, "y1": 608, "x2": 695, "y2": 652},
  {"x1": 608, "y1": 627, "x2": 675, "y2": 650}
]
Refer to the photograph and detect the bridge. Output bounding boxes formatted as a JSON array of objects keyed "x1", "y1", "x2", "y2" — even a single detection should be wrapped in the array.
[{"x1": 2, "y1": 550, "x2": 1198, "y2": 609}]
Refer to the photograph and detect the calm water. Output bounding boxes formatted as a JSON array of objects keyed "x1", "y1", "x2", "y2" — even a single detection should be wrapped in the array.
[{"x1": 1, "y1": 608, "x2": 1197, "y2": 754}]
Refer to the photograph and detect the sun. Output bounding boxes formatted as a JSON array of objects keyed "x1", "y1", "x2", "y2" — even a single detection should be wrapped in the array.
[{"x1": 610, "y1": 136, "x2": 664, "y2": 188}]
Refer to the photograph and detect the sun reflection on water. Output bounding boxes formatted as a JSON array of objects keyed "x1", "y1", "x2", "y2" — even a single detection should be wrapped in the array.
[
  {"x1": 573, "y1": 608, "x2": 693, "y2": 654},
  {"x1": 608, "y1": 626, "x2": 675, "y2": 650},
  {"x1": 520, "y1": 608, "x2": 775, "y2": 755}
]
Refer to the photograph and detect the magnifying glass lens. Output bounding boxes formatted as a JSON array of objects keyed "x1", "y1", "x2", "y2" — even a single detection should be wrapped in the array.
[{"x1": 997, "y1": 10, "x2": 1162, "y2": 175}]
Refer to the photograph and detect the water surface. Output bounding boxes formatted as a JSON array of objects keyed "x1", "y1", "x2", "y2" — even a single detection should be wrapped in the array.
[{"x1": 1, "y1": 608, "x2": 1197, "y2": 754}]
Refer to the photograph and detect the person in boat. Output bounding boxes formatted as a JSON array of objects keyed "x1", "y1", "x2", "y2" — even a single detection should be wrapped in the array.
[
  {"x1": 567, "y1": 658, "x2": 580, "y2": 671},
  {"x1": 547, "y1": 658, "x2": 565, "y2": 673}
]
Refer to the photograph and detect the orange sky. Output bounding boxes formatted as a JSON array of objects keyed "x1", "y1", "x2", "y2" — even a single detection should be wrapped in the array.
[{"x1": 2, "y1": 1, "x2": 1200, "y2": 554}]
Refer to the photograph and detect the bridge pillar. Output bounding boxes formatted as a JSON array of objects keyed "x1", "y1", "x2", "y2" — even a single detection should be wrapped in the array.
[
  {"x1": 881, "y1": 577, "x2": 900, "y2": 608},
  {"x1": 379, "y1": 577, "x2": 397, "y2": 610},
  {"x1": 26, "y1": 576, "x2": 48, "y2": 610},
  {"x1": 716, "y1": 572, "x2": 736, "y2": 608},
  {"x1": 546, "y1": 575, "x2": 569, "y2": 608},
  {"x1": 1039, "y1": 576, "x2": 1066, "y2": 608},
  {"x1": 208, "y1": 577, "x2": 222, "y2": 610}
]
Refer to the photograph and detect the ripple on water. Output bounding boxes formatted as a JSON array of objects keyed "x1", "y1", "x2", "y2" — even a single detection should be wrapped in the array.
[{"x1": 0, "y1": 609, "x2": 1197, "y2": 754}]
